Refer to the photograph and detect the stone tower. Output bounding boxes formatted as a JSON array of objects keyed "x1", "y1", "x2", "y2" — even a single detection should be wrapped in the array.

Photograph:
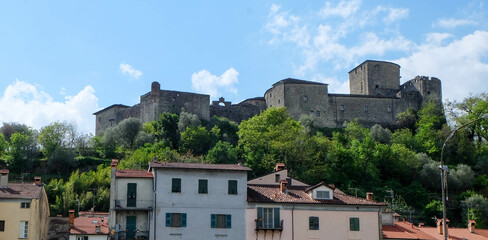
[{"x1": 349, "y1": 60, "x2": 400, "y2": 97}]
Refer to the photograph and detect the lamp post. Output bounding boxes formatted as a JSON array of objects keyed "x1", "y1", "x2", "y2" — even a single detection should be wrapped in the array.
[{"x1": 439, "y1": 113, "x2": 488, "y2": 240}]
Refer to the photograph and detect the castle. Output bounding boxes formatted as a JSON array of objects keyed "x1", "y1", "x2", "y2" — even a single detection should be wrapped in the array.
[{"x1": 94, "y1": 60, "x2": 442, "y2": 134}]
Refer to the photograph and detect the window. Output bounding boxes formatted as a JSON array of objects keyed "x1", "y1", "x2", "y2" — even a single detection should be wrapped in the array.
[
  {"x1": 339, "y1": 105, "x2": 344, "y2": 111},
  {"x1": 228, "y1": 180, "x2": 237, "y2": 195},
  {"x1": 364, "y1": 106, "x2": 368, "y2": 112},
  {"x1": 77, "y1": 237, "x2": 88, "y2": 240},
  {"x1": 198, "y1": 179, "x2": 208, "y2": 194},
  {"x1": 166, "y1": 213, "x2": 187, "y2": 228},
  {"x1": 172, "y1": 178, "x2": 181, "y2": 193},
  {"x1": 257, "y1": 207, "x2": 281, "y2": 229},
  {"x1": 211, "y1": 214, "x2": 231, "y2": 228},
  {"x1": 278, "y1": 99, "x2": 280, "y2": 104},
  {"x1": 387, "y1": 106, "x2": 392, "y2": 112},
  {"x1": 310, "y1": 110, "x2": 315, "y2": 115},
  {"x1": 309, "y1": 217, "x2": 319, "y2": 230},
  {"x1": 275, "y1": 174, "x2": 280, "y2": 183},
  {"x1": 350, "y1": 217, "x2": 360, "y2": 231},
  {"x1": 0, "y1": 220, "x2": 4, "y2": 231},
  {"x1": 375, "y1": 84, "x2": 379, "y2": 89},
  {"x1": 316, "y1": 110, "x2": 320, "y2": 116},
  {"x1": 127, "y1": 183, "x2": 137, "y2": 207},
  {"x1": 303, "y1": 96, "x2": 308, "y2": 102},
  {"x1": 316, "y1": 191, "x2": 330, "y2": 199},
  {"x1": 20, "y1": 202, "x2": 30, "y2": 208},
  {"x1": 19, "y1": 221, "x2": 28, "y2": 238}
]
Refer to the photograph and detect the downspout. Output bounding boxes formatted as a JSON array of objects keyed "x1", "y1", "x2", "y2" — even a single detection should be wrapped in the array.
[
  {"x1": 292, "y1": 204, "x2": 295, "y2": 240},
  {"x1": 378, "y1": 207, "x2": 382, "y2": 240},
  {"x1": 153, "y1": 169, "x2": 157, "y2": 240}
]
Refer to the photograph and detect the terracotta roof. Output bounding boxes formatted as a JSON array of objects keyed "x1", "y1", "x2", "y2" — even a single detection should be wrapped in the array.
[
  {"x1": 247, "y1": 184, "x2": 386, "y2": 206},
  {"x1": 305, "y1": 182, "x2": 336, "y2": 192},
  {"x1": 116, "y1": 169, "x2": 153, "y2": 178},
  {"x1": 70, "y1": 215, "x2": 109, "y2": 235},
  {"x1": 0, "y1": 183, "x2": 43, "y2": 199},
  {"x1": 383, "y1": 221, "x2": 488, "y2": 240},
  {"x1": 149, "y1": 162, "x2": 251, "y2": 171},
  {"x1": 0, "y1": 169, "x2": 9, "y2": 174}
]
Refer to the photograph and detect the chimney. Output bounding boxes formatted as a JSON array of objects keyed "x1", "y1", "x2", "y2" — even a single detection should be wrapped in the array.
[
  {"x1": 111, "y1": 159, "x2": 119, "y2": 168},
  {"x1": 329, "y1": 184, "x2": 335, "y2": 189},
  {"x1": 69, "y1": 210, "x2": 75, "y2": 228},
  {"x1": 468, "y1": 220, "x2": 476, "y2": 233},
  {"x1": 280, "y1": 179, "x2": 288, "y2": 194},
  {"x1": 366, "y1": 192, "x2": 374, "y2": 201},
  {"x1": 275, "y1": 163, "x2": 285, "y2": 172},
  {"x1": 34, "y1": 176, "x2": 41, "y2": 185},
  {"x1": 437, "y1": 219, "x2": 449, "y2": 235},
  {"x1": 0, "y1": 169, "x2": 8, "y2": 188}
]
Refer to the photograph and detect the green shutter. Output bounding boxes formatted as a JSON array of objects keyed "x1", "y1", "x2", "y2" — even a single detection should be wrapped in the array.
[
  {"x1": 199, "y1": 179, "x2": 208, "y2": 194},
  {"x1": 166, "y1": 213, "x2": 171, "y2": 227},
  {"x1": 257, "y1": 207, "x2": 263, "y2": 228},
  {"x1": 228, "y1": 180, "x2": 237, "y2": 194},
  {"x1": 211, "y1": 214, "x2": 216, "y2": 228},
  {"x1": 127, "y1": 183, "x2": 137, "y2": 207},
  {"x1": 182, "y1": 213, "x2": 187, "y2": 227},
  {"x1": 274, "y1": 208, "x2": 280, "y2": 228},
  {"x1": 226, "y1": 215, "x2": 232, "y2": 228},
  {"x1": 350, "y1": 217, "x2": 360, "y2": 231},
  {"x1": 172, "y1": 178, "x2": 181, "y2": 192}
]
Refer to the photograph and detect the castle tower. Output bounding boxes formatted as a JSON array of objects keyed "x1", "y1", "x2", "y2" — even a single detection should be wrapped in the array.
[{"x1": 349, "y1": 60, "x2": 400, "y2": 97}]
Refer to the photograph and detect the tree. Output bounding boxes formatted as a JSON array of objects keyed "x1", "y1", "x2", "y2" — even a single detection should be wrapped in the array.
[
  {"x1": 464, "y1": 194, "x2": 488, "y2": 228},
  {"x1": 178, "y1": 112, "x2": 201, "y2": 133},
  {"x1": 180, "y1": 126, "x2": 219, "y2": 156},
  {"x1": 206, "y1": 141, "x2": 238, "y2": 164},
  {"x1": 370, "y1": 124, "x2": 391, "y2": 144},
  {"x1": 415, "y1": 101, "x2": 446, "y2": 156},
  {"x1": 155, "y1": 113, "x2": 179, "y2": 149},
  {"x1": 6, "y1": 132, "x2": 38, "y2": 172},
  {"x1": 116, "y1": 118, "x2": 143, "y2": 149},
  {"x1": 38, "y1": 121, "x2": 76, "y2": 158}
]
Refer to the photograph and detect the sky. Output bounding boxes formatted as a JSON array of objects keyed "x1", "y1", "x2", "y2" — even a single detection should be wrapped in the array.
[{"x1": 1, "y1": 0, "x2": 487, "y2": 134}]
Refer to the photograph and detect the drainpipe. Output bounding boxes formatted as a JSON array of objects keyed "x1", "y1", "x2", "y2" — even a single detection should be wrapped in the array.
[
  {"x1": 291, "y1": 204, "x2": 295, "y2": 240},
  {"x1": 378, "y1": 207, "x2": 382, "y2": 240},
  {"x1": 153, "y1": 170, "x2": 157, "y2": 240}
]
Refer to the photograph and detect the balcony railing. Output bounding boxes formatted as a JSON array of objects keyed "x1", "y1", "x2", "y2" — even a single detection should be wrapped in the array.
[{"x1": 255, "y1": 219, "x2": 284, "y2": 231}]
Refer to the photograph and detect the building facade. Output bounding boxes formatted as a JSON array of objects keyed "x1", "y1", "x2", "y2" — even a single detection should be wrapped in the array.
[
  {"x1": 69, "y1": 211, "x2": 109, "y2": 240},
  {"x1": 0, "y1": 170, "x2": 50, "y2": 240},
  {"x1": 246, "y1": 165, "x2": 386, "y2": 240},
  {"x1": 109, "y1": 160, "x2": 153, "y2": 240},
  {"x1": 148, "y1": 162, "x2": 250, "y2": 240}
]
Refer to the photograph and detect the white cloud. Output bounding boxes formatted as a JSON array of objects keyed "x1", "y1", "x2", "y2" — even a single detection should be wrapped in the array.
[
  {"x1": 319, "y1": 0, "x2": 361, "y2": 19},
  {"x1": 0, "y1": 80, "x2": 99, "y2": 134},
  {"x1": 383, "y1": 7, "x2": 409, "y2": 23},
  {"x1": 120, "y1": 63, "x2": 142, "y2": 79},
  {"x1": 434, "y1": 18, "x2": 477, "y2": 28},
  {"x1": 395, "y1": 31, "x2": 488, "y2": 102},
  {"x1": 191, "y1": 68, "x2": 239, "y2": 99}
]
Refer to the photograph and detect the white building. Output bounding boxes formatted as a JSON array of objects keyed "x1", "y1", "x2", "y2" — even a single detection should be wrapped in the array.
[
  {"x1": 109, "y1": 160, "x2": 153, "y2": 240},
  {"x1": 148, "y1": 162, "x2": 250, "y2": 240}
]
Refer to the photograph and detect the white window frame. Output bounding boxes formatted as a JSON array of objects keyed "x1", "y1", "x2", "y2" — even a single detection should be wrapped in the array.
[
  {"x1": 19, "y1": 221, "x2": 28, "y2": 238},
  {"x1": 316, "y1": 190, "x2": 330, "y2": 199}
]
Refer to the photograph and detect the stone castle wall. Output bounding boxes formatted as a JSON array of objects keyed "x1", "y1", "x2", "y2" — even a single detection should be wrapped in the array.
[{"x1": 94, "y1": 60, "x2": 442, "y2": 134}]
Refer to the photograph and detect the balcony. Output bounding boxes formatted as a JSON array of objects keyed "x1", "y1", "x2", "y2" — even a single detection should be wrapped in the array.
[
  {"x1": 113, "y1": 199, "x2": 153, "y2": 211},
  {"x1": 255, "y1": 219, "x2": 284, "y2": 231}
]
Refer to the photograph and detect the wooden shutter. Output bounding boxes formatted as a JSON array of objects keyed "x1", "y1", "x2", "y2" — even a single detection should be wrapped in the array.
[
  {"x1": 226, "y1": 215, "x2": 232, "y2": 228},
  {"x1": 182, "y1": 213, "x2": 187, "y2": 227},
  {"x1": 166, "y1": 213, "x2": 171, "y2": 227},
  {"x1": 257, "y1": 207, "x2": 263, "y2": 228},
  {"x1": 274, "y1": 208, "x2": 280, "y2": 229},
  {"x1": 211, "y1": 214, "x2": 216, "y2": 228},
  {"x1": 127, "y1": 183, "x2": 137, "y2": 207}
]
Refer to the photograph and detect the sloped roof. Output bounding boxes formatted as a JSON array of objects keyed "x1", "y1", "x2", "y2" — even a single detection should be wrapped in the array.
[
  {"x1": 0, "y1": 183, "x2": 43, "y2": 199},
  {"x1": 116, "y1": 169, "x2": 153, "y2": 178},
  {"x1": 149, "y1": 162, "x2": 251, "y2": 171},
  {"x1": 383, "y1": 221, "x2": 488, "y2": 240},
  {"x1": 247, "y1": 184, "x2": 386, "y2": 206},
  {"x1": 247, "y1": 169, "x2": 309, "y2": 186},
  {"x1": 70, "y1": 215, "x2": 109, "y2": 235}
]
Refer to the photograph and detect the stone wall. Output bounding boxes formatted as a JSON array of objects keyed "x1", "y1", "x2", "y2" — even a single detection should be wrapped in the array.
[{"x1": 349, "y1": 60, "x2": 400, "y2": 97}]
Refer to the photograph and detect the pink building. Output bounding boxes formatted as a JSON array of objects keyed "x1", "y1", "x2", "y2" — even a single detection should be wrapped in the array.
[{"x1": 247, "y1": 164, "x2": 386, "y2": 240}]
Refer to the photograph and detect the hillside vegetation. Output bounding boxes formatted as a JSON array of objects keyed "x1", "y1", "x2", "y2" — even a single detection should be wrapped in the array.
[{"x1": 1, "y1": 94, "x2": 488, "y2": 227}]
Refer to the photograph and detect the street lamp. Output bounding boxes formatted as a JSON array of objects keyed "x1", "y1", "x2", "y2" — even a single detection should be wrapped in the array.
[{"x1": 439, "y1": 113, "x2": 488, "y2": 240}]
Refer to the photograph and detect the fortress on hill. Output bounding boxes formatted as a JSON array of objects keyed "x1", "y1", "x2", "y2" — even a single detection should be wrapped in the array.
[{"x1": 94, "y1": 60, "x2": 442, "y2": 135}]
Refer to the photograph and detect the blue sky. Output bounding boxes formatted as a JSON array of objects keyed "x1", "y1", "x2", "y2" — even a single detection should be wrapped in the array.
[{"x1": 1, "y1": 0, "x2": 487, "y2": 134}]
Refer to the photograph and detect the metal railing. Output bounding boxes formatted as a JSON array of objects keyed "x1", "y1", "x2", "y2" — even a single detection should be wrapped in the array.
[{"x1": 255, "y1": 219, "x2": 284, "y2": 231}]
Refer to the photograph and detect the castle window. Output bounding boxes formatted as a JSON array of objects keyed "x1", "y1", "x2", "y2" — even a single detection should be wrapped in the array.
[
  {"x1": 427, "y1": 91, "x2": 431, "y2": 95},
  {"x1": 387, "y1": 106, "x2": 392, "y2": 112},
  {"x1": 316, "y1": 111, "x2": 320, "y2": 117},
  {"x1": 270, "y1": 93, "x2": 272, "y2": 98},
  {"x1": 98, "y1": 117, "x2": 101, "y2": 122},
  {"x1": 310, "y1": 110, "x2": 315, "y2": 115},
  {"x1": 303, "y1": 96, "x2": 308, "y2": 102},
  {"x1": 364, "y1": 106, "x2": 368, "y2": 112},
  {"x1": 278, "y1": 99, "x2": 281, "y2": 104},
  {"x1": 339, "y1": 105, "x2": 344, "y2": 111},
  {"x1": 375, "y1": 84, "x2": 379, "y2": 89}
]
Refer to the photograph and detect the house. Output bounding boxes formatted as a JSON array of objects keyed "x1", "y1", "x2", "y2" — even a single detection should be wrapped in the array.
[
  {"x1": 383, "y1": 219, "x2": 488, "y2": 240},
  {"x1": 0, "y1": 169, "x2": 50, "y2": 240},
  {"x1": 148, "y1": 161, "x2": 251, "y2": 240},
  {"x1": 69, "y1": 211, "x2": 109, "y2": 240},
  {"x1": 109, "y1": 160, "x2": 153, "y2": 240},
  {"x1": 246, "y1": 164, "x2": 387, "y2": 240}
]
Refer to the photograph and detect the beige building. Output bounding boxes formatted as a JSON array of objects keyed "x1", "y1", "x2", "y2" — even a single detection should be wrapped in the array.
[
  {"x1": 247, "y1": 164, "x2": 386, "y2": 240},
  {"x1": 0, "y1": 170, "x2": 50, "y2": 240}
]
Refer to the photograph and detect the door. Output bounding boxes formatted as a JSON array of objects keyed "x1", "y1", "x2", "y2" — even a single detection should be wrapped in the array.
[{"x1": 126, "y1": 215, "x2": 136, "y2": 239}]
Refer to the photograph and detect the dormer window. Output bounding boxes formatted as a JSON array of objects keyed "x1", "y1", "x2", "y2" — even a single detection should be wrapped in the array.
[{"x1": 316, "y1": 191, "x2": 330, "y2": 199}]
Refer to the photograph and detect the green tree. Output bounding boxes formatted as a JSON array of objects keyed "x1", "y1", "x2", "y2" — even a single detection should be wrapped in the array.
[
  {"x1": 415, "y1": 101, "x2": 445, "y2": 156},
  {"x1": 38, "y1": 121, "x2": 76, "y2": 158},
  {"x1": 116, "y1": 118, "x2": 143, "y2": 149},
  {"x1": 180, "y1": 126, "x2": 219, "y2": 156},
  {"x1": 178, "y1": 112, "x2": 201, "y2": 133},
  {"x1": 206, "y1": 141, "x2": 238, "y2": 164},
  {"x1": 155, "y1": 113, "x2": 180, "y2": 149},
  {"x1": 6, "y1": 132, "x2": 38, "y2": 172}
]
